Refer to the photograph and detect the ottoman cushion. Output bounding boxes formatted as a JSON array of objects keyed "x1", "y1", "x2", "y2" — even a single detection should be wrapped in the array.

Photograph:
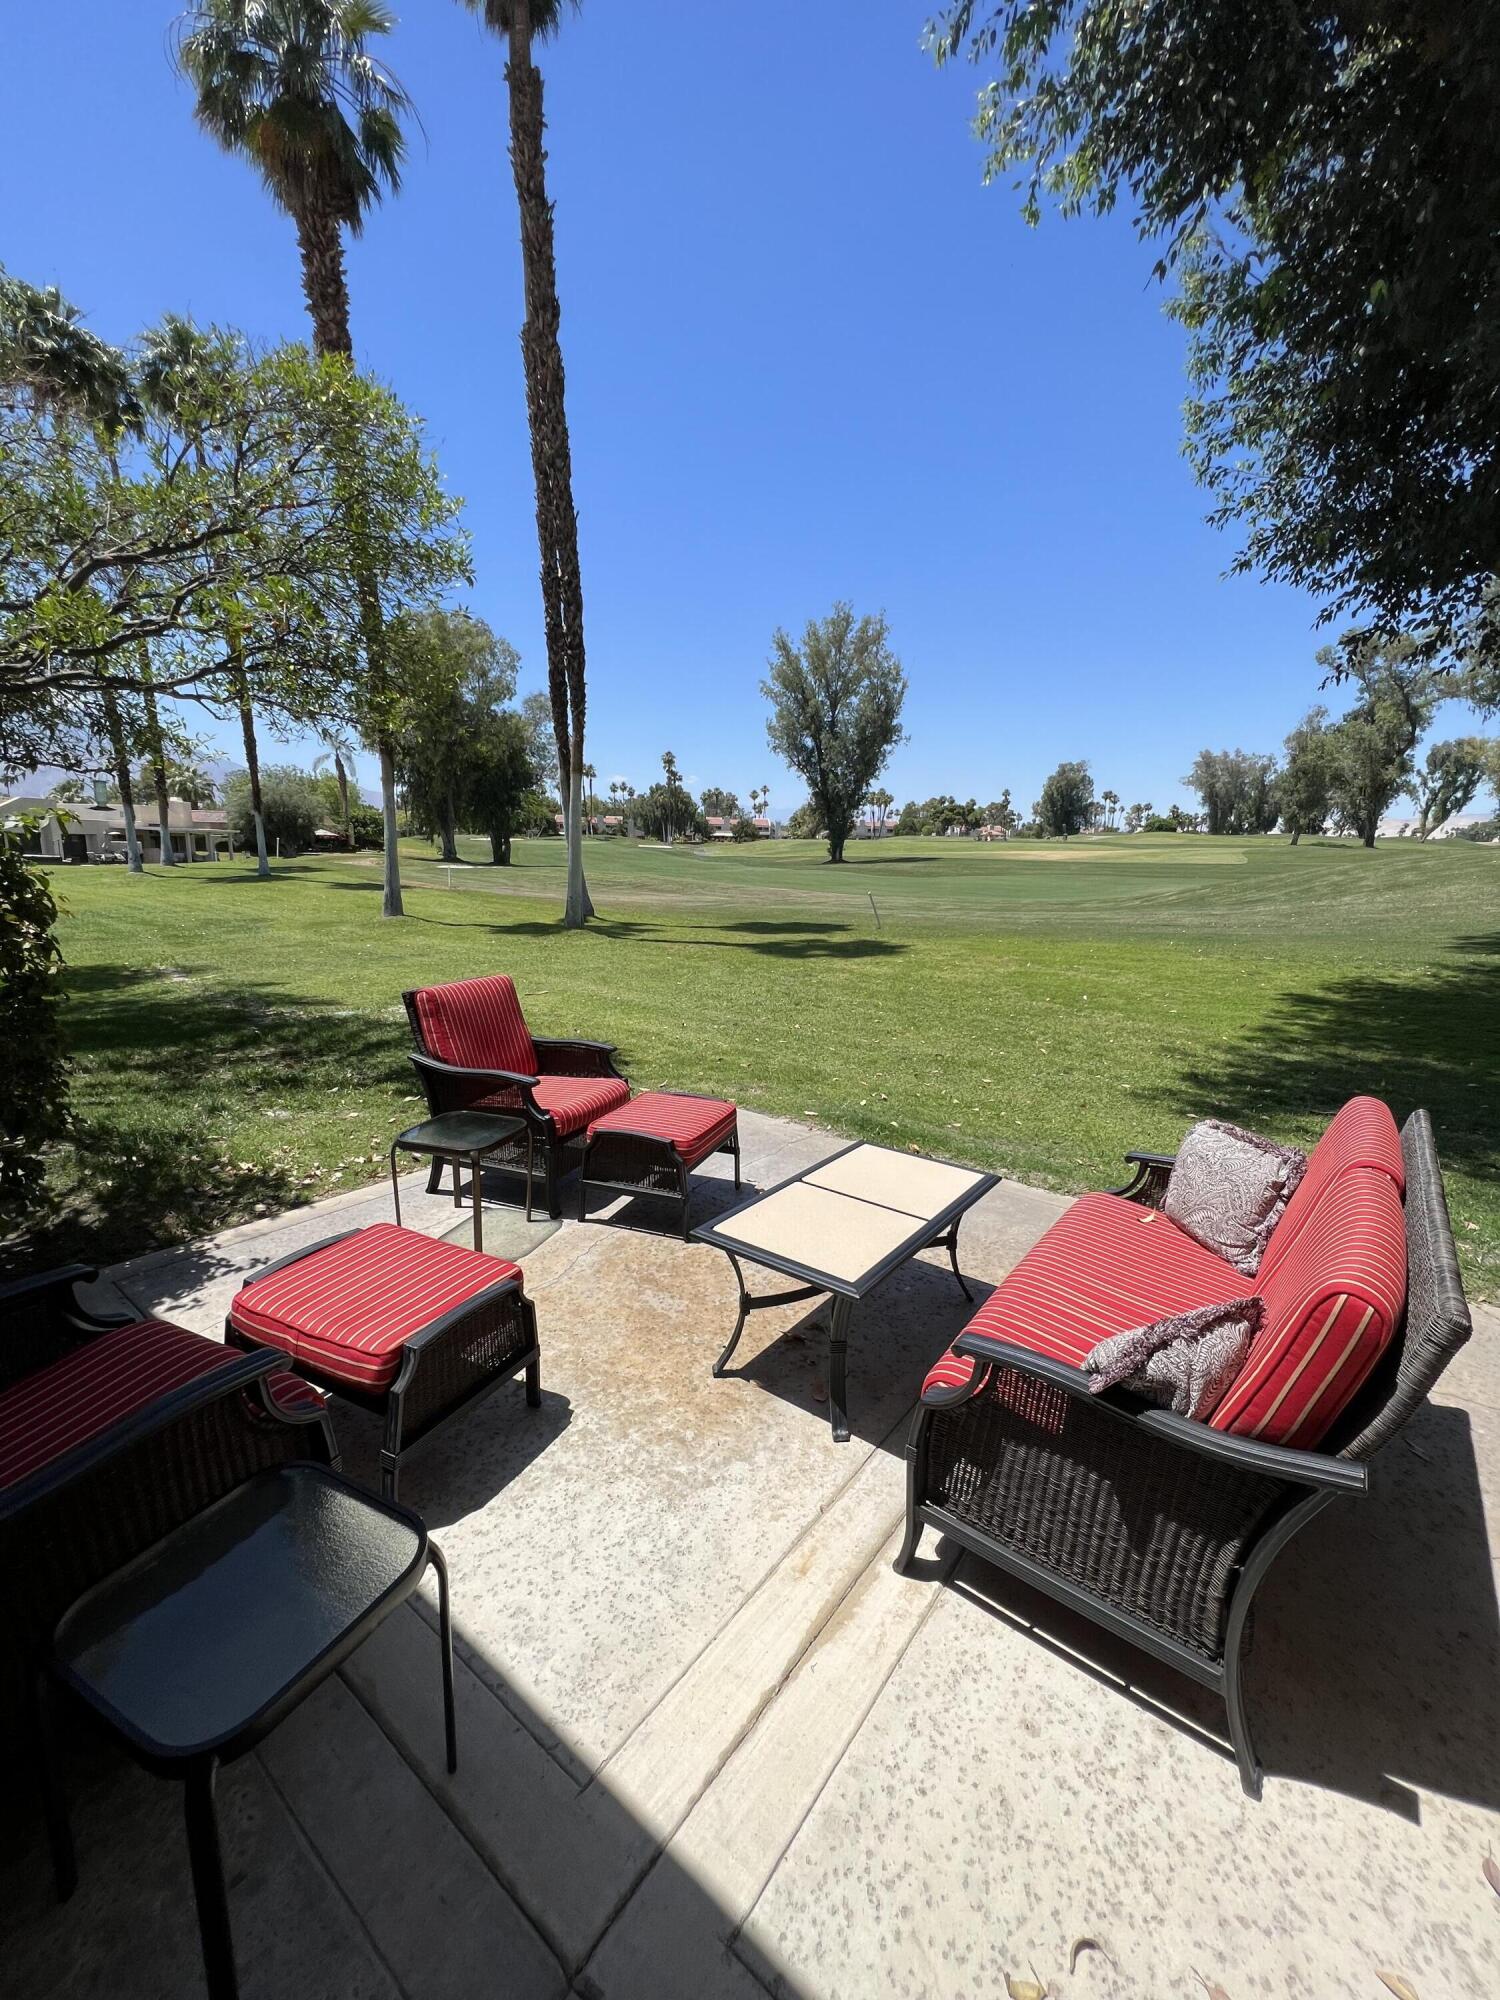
[
  {"x1": 230, "y1": 1223, "x2": 524, "y2": 1392},
  {"x1": 587, "y1": 1091, "x2": 737, "y2": 1168}
]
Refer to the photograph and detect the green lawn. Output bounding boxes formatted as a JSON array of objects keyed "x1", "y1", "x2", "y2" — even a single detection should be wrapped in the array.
[{"x1": 24, "y1": 831, "x2": 1500, "y2": 1296}]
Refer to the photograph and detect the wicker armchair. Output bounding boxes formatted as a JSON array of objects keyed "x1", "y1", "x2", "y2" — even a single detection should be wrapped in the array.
[
  {"x1": 897, "y1": 1110, "x2": 1472, "y2": 1798},
  {"x1": 1, "y1": 1265, "x2": 337, "y2": 1751},
  {"x1": 403, "y1": 974, "x2": 630, "y2": 1218}
]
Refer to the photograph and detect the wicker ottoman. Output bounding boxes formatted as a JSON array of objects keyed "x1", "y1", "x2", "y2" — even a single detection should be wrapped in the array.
[
  {"x1": 578, "y1": 1091, "x2": 740, "y2": 1237},
  {"x1": 226, "y1": 1223, "x2": 540, "y2": 1500}
]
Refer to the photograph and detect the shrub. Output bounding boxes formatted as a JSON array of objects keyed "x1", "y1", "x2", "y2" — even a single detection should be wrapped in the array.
[
  {"x1": 1453, "y1": 818, "x2": 1499, "y2": 842},
  {"x1": 347, "y1": 801, "x2": 384, "y2": 849},
  {"x1": 1143, "y1": 815, "x2": 1180, "y2": 832},
  {"x1": 730, "y1": 819, "x2": 761, "y2": 841},
  {"x1": 0, "y1": 815, "x2": 68, "y2": 1218},
  {"x1": 223, "y1": 766, "x2": 321, "y2": 856}
]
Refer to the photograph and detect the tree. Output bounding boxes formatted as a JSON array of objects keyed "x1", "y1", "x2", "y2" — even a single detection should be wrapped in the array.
[
  {"x1": 700, "y1": 786, "x2": 742, "y2": 821},
  {"x1": 1124, "y1": 801, "x2": 1152, "y2": 832},
  {"x1": 461, "y1": 0, "x2": 592, "y2": 927},
  {"x1": 132, "y1": 754, "x2": 217, "y2": 808},
  {"x1": 865, "y1": 787, "x2": 894, "y2": 836},
  {"x1": 1321, "y1": 628, "x2": 1436, "y2": 845},
  {"x1": 1407, "y1": 737, "x2": 1493, "y2": 840},
  {"x1": 1277, "y1": 708, "x2": 1337, "y2": 844},
  {"x1": 176, "y1": 0, "x2": 414, "y2": 917},
  {"x1": 982, "y1": 789, "x2": 1016, "y2": 836},
  {"x1": 313, "y1": 735, "x2": 357, "y2": 845},
  {"x1": 464, "y1": 707, "x2": 537, "y2": 863},
  {"x1": 762, "y1": 604, "x2": 907, "y2": 863},
  {"x1": 785, "y1": 800, "x2": 823, "y2": 842},
  {"x1": 1184, "y1": 749, "x2": 1279, "y2": 835},
  {"x1": 390, "y1": 610, "x2": 518, "y2": 860},
  {"x1": 223, "y1": 765, "x2": 321, "y2": 854},
  {"x1": 1034, "y1": 760, "x2": 1094, "y2": 838},
  {"x1": 1099, "y1": 788, "x2": 1120, "y2": 829},
  {"x1": 634, "y1": 779, "x2": 706, "y2": 845},
  {"x1": 933, "y1": 3, "x2": 1500, "y2": 676}
]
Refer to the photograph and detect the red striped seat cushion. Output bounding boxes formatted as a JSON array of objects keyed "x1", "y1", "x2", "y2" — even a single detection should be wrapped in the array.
[
  {"x1": 1213, "y1": 1168, "x2": 1407, "y2": 1446},
  {"x1": 921, "y1": 1193, "x2": 1243, "y2": 1404},
  {"x1": 230, "y1": 1223, "x2": 524, "y2": 1391},
  {"x1": 586, "y1": 1091, "x2": 736, "y2": 1166},
  {"x1": 1258, "y1": 1096, "x2": 1404, "y2": 1284},
  {"x1": 0, "y1": 1319, "x2": 241, "y2": 1493},
  {"x1": 411, "y1": 975, "x2": 538, "y2": 1078},
  {"x1": 527, "y1": 1073, "x2": 631, "y2": 1137}
]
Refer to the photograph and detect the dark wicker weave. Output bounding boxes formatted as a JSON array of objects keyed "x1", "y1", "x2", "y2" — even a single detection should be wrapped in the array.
[
  {"x1": 225, "y1": 1229, "x2": 541, "y2": 1500},
  {"x1": 896, "y1": 1110, "x2": 1473, "y2": 1798},
  {"x1": 1, "y1": 1267, "x2": 337, "y2": 1747},
  {"x1": 578, "y1": 1095, "x2": 740, "y2": 1238},
  {"x1": 402, "y1": 989, "x2": 628, "y2": 1218}
]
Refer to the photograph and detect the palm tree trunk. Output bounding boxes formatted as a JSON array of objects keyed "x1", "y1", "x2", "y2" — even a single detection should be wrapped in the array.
[
  {"x1": 293, "y1": 200, "x2": 403, "y2": 915},
  {"x1": 102, "y1": 687, "x2": 143, "y2": 873},
  {"x1": 140, "y1": 657, "x2": 174, "y2": 866},
  {"x1": 507, "y1": 7, "x2": 592, "y2": 927},
  {"x1": 334, "y1": 750, "x2": 353, "y2": 845},
  {"x1": 232, "y1": 660, "x2": 271, "y2": 878}
]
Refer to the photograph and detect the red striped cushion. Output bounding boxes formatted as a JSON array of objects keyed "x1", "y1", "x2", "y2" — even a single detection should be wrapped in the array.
[
  {"x1": 587, "y1": 1091, "x2": 736, "y2": 1166},
  {"x1": 0, "y1": 1319, "x2": 239, "y2": 1493},
  {"x1": 920, "y1": 1193, "x2": 1243, "y2": 1404},
  {"x1": 230, "y1": 1224, "x2": 524, "y2": 1391},
  {"x1": 530, "y1": 1073, "x2": 631, "y2": 1137},
  {"x1": 412, "y1": 975, "x2": 537, "y2": 1078},
  {"x1": 1214, "y1": 1168, "x2": 1407, "y2": 1445},
  {"x1": 1258, "y1": 1096, "x2": 1404, "y2": 1284}
]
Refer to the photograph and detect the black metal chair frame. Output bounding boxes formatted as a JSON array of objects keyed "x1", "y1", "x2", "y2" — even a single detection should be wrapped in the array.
[
  {"x1": 402, "y1": 988, "x2": 629, "y2": 1219},
  {"x1": 225, "y1": 1228, "x2": 542, "y2": 1500},
  {"x1": 896, "y1": 1109, "x2": 1472, "y2": 1799},
  {"x1": 577, "y1": 1091, "x2": 741, "y2": 1239}
]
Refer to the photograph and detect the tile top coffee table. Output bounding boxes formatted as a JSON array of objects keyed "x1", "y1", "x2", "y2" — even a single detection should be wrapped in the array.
[{"x1": 693, "y1": 1141, "x2": 999, "y2": 1440}]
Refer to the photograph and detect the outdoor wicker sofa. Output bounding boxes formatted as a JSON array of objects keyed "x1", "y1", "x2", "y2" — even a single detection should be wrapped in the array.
[
  {"x1": 403, "y1": 973, "x2": 630, "y2": 1218},
  {"x1": 899, "y1": 1099, "x2": 1472, "y2": 1798}
]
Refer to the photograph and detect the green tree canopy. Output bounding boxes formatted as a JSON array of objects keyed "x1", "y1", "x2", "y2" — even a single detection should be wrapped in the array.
[
  {"x1": 1183, "y1": 748, "x2": 1279, "y2": 835},
  {"x1": 223, "y1": 765, "x2": 322, "y2": 854},
  {"x1": 763, "y1": 604, "x2": 907, "y2": 863},
  {"x1": 1276, "y1": 708, "x2": 1337, "y2": 844},
  {"x1": 934, "y1": 3, "x2": 1500, "y2": 672},
  {"x1": 699, "y1": 786, "x2": 742, "y2": 820},
  {"x1": 1034, "y1": 760, "x2": 1094, "y2": 837},
  {"x1": 1406, "y1": 736, "x2": 1493, "y2": 841}
]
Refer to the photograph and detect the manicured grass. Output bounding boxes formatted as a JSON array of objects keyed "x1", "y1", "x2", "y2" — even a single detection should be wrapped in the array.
[{"x1": 24, "y1": 832, "x2": 1500, "y2": 1295}]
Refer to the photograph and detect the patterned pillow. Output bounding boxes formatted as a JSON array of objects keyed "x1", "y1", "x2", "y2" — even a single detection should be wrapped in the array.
[
  {"x1": 1084, "y1": 1297, "x2": 1264, "y2": 1420},
  {"x1": 1163, "y1": 1119, "x2": 1309, "y2": 1277}
]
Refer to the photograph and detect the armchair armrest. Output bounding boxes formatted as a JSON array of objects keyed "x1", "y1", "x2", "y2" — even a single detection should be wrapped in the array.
[
  {"x1": 948, "y1": 1333, "x2": 1367, "y2": 1496},
  {"x1": 1110, "y1": 1149, "x2": 1177, "y2": 1206},
  {"x1": 531, "y1": 1036, "x2": 626, "y2": 1080},
  {"x1": 406, "y1": 1051, "x2": 541, "y2": 1119},
  {"x1": 407, "y1": 1052, "x2": 540, "y2": 1088},
  {"x1": 1124, "y1": 1150, "x2": 1177, "y2": 1169},
  {"x1": 532, "y1": 1035, "x2": 618, "y2": 1056}
]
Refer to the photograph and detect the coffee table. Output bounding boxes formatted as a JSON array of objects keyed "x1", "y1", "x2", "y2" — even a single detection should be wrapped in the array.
[
  {"x1": 693, "y1": 1141, "x2": 999, "y2": 1440},
  {"x1": 390, "y1": 1109, "x2": 530, "y2": 1248}
]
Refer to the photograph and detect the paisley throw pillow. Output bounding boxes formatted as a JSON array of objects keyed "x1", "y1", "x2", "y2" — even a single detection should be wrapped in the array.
[{"x1": 1162, "y1": 1119, "x2": 1308, "y2": 1277}]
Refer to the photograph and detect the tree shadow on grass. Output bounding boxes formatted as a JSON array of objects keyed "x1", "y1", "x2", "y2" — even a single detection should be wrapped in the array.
[
  {"x1": 1160, "y1": 934, "x2": 1500, "y2": 1194},
  {"x1": 6, "y1": 964, "x2": 411, "y2": 1276}
]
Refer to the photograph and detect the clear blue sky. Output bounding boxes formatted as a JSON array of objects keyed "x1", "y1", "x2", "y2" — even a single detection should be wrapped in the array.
[{"x1": 3, "y1": 1, "x2": 1487, "y2": 815}]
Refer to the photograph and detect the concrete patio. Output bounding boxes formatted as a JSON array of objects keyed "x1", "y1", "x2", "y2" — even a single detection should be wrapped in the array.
[{"x1": 4, "y1": 1107, "x2": 1498, "y2": 2000}]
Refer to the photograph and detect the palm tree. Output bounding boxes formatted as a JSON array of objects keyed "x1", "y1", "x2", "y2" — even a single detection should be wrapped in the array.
[
  {"x1": 313, "y1": 739, "x2": 357, "y2": 844},
  {"x1": 137, "y1": 314, "x2": 275, "y2": 878},
  {"x1": 581, "y1": 761, "x2": 597, "y2": 833},
  {"x1": 459, "y1": 0, "x2": 591, "y2": 926},
  {"x1": 175, "y1": 0, "x2": 412, "y2": 916}
]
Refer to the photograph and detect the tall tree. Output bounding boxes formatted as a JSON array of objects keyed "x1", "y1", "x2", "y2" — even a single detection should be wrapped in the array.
[
  {"x1": 762, "y1": 604, "x2": 907, "y2": 864},
  {"x1": 136, "y1": 313, "x2": 275, "y2": 877},
  {"x1": 390, "y1": 610, "x2": 518, "y2": 860},
  {"x1": 1407, "y1": 737, "x2": 1493, "y2": 840},
  {"x1": 1277, "y1": 708, "x2": 1337, "y2": 845},
  {"x1": 176, "y1": 0, "x2": 414, "y2": 915},
  {"x1": 461, "y1": 0, "x2": 592, "y2": 926},
  {"x1": 933, "y1": 4, "x2": 1500, "y2": 677},
  {"x1": 1184, "y1": 748, "x2": 1279, "y2": 835},
  {"x1": 464, "y1": 707, "x2": 537, "y2": 863},
  {"x1": 1035, "y1": 760, "x2": 1094, "y2": 838}
]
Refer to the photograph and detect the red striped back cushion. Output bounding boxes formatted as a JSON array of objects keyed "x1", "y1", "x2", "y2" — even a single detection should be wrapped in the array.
[
  {"x1": 1214, "y1": 1168, "x2": 1407, "y2": 1445},
  {"x1": 1258, "y1": 1096, "x2": 1404, "y2": 1284},
  {"x1": 412, "y1": 976, "x2": 537, "y2": 1077}
]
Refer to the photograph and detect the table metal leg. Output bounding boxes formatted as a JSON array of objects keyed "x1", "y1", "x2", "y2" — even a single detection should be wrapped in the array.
[
  {"x1": 470, "y1": 1150, "x2": 485, "y2": 1253},
  {"x1": 524, "y1": 1127, "x2": 534, "y2": 1223},
  {"x1": 428, "y1": 1540, "x2": 459, "y2": 1775},
  {"x1": 827, "y1": 1294, "x2": 852, "y2": 1443},
  {"x1": 389, "y1": 1143, "x2": 404, "y2": 1229},
  {"x1": 185, "y1": 1758, "x2": 239, "y2": 2000},
  {"x1": 942, "y1": 1218, "x2": 974, "y2": 1302}
]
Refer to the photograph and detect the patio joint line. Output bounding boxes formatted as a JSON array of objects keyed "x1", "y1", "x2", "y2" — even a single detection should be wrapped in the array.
[
  {"x1": 726, "y1": 1547, "x2": 956, "y2": 1966},
  {"x1": 334, "y1": 1661, "x2": 573, "y2": 1984},
  {"x1": 254, "y1": 1740, "x2": 416, "y2": 2000}
]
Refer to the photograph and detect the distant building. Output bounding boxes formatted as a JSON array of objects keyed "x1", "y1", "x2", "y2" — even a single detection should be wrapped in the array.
[{"x1": 1, "y1": 794, "x2": 230, "y2": 862}]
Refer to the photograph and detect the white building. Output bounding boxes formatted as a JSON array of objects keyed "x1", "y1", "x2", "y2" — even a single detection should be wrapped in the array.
[{"x1": 1, "y1": 794, "x2": 231, "y2": 863}]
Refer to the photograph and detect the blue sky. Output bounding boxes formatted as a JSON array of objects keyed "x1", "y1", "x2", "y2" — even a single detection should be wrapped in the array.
[{"x1": 4, "y1": 1, "x2": 1488, "y2": 816}]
